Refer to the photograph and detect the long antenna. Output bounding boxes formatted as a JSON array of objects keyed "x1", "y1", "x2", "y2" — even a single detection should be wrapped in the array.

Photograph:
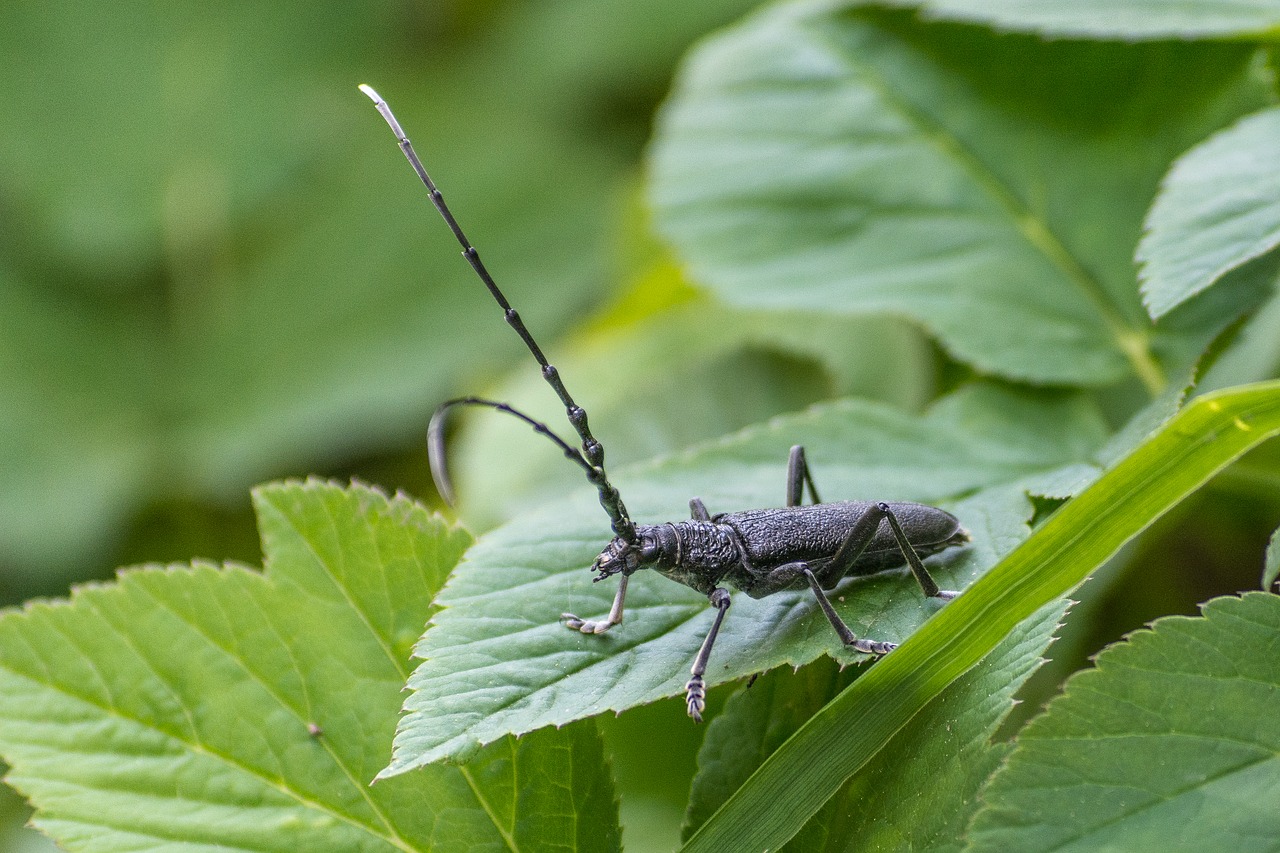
[{"x1": 359, "y1": 84, "x2": 636, "y2": 543}]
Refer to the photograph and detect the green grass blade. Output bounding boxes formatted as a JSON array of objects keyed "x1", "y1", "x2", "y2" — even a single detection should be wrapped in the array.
[{"x1": 682, "y1": 379, "x2": 1280, "y2": 853}]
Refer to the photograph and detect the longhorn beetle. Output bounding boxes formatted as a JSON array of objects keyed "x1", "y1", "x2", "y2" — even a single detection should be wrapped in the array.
[{"x1": 360, "y1": 85, "x2": 970, "y2": 722}]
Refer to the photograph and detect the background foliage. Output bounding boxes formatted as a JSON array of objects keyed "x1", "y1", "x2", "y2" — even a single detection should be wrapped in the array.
[{"x1": 3, "y1": 0, "x2": 1280, "y2": 850}]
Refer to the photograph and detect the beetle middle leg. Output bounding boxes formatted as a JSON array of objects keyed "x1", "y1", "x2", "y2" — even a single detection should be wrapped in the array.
[{"x1": 748, "y1": 557, "x2": 898, "y2": 655}]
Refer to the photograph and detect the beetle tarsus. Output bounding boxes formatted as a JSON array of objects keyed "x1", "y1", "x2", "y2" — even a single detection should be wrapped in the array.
[
  {"x1": 561, "y1": 613, "x2": 616, "y2": 634},
  {"x1": 685, "y1": 675, "x2": 706, "y2": 722},
  {"x1": 850, "y1": 638, "x2": 897, "y2": 655}
]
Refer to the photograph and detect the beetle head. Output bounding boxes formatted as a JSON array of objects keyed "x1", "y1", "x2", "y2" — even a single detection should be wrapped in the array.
[{"x1": 591, "y1": 529, "x2": 659, "y2": 582}]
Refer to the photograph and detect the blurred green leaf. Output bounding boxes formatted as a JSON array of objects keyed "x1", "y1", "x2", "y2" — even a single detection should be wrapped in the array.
[
  {"x1": 383, "y1": 383, "x2": 1109, "y2": 775},
  {"x1": 967, "y1": 593, "x2": 1280, "y2": 852},
  {"x1": 0, "y1": 0, "x2": 763, "y2": 592},
  {"x1": 684, "y1": 600, "x2": 1067, "y2": 851},
  {"x1": 0, "y1": 480, "x2": 621, "y2": 851},
  {"x1": 649, "y1": 2, "x2": 1272, "y2": 389},
  {"x1": 1139, "y1": 107, "x2": 1280, "y2": 319},
  {"x1": 452, "y1": 265, "x2": 936, "y2": 527},
  {"x1": 885, "y1": 0, "x2": 1280, "y2": 38},
  {"x1": 1264, "y1": 525, "x2": 1280, "y2": 590},
  {"x1": 679, "y1": 380, "x2": 1280, "y2": 853}
]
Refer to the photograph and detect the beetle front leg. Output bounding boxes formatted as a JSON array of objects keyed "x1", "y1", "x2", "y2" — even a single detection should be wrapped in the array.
[
  {"x1": 562, "y1": 574, "x2": 629, "y2": 634},
  {"x1": 686, "y1": 587, "x2": 731, "y2": 722}
]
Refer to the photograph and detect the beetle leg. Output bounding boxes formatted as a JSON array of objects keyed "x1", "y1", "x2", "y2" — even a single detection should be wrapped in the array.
[
  {"x1": 562, "y1": 574, "x2": 629, "y2": 634},
  {"x1": 811, "y1": 502, "x2": 958, "y2": 599},
  {"x1": 685, "y1": 587, "x2": 731, "y2": 722},
  {"x1": 785, "y1": 445, "x2": 823, "y2": 507},
  {"x1": 878, "y1": 504, "x2": 959, "y2": 600},
  {"x1": 800, "y1": 568, "x2": 897, "y2": 655}
]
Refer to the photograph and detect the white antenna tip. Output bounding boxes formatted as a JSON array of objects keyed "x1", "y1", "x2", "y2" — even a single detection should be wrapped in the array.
[{"x1": 358, "y1": 83, "x2": 382, "y2": 104}]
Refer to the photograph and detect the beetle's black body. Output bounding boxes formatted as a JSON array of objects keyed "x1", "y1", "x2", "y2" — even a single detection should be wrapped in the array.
[
  {"x1": 604, "y1": 502, "x2": 962, "y2": 594},
  {"x1": 362, "y1": 85, "x2": 970, "y2": 722},
  {"x1": 618, "y1": 502, "x2": 967, "y2": 598}
]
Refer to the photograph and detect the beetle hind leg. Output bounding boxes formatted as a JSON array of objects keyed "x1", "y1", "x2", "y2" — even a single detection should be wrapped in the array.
[{"x1": 786, "y1": 445, "x2": 823, "y2": 506}]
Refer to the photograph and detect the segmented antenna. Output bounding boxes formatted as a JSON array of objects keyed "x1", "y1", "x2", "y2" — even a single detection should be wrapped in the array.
[{"x1": 360, "y1": 84, "x2": 636, "y2": 543}]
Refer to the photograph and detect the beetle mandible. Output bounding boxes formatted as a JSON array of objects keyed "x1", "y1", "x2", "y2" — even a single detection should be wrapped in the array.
[{"x1": 360, "y1": 85, "x2": 969, "y2": 721}]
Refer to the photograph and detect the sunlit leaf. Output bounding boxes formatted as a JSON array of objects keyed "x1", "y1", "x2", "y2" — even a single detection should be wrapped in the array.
[{"x1": 0, "y1": 481, "x2": 621, "y2": 852}]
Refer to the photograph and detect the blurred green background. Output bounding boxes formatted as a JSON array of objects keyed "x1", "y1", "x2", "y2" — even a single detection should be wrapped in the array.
[
  {"x1": 0, "y1": 1, "x2": 777, "y2": 848},
  {"x1": 4, "y1": 1, "x2": 1280, "y2": 851}
]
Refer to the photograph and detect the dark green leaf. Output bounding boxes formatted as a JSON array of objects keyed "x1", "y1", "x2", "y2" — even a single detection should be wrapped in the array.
[
  {"x1": 649, "y1": 2, "x2": 1271, "y2": 388},
  {"x1": 1139, "y1": 107, "x2": 1280, "y2": 319},
  {"x1": 889, "y1": 0, "x2": 1280, "y2": 39},
  {"x1": 967, "y1": 593, "x2": 1280, "y2": 852}
]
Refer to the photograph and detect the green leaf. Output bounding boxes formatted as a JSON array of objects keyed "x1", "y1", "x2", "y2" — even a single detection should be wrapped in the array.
[
  {"x1": 685, "y1": 600, "x2": 1068, "y2": 851},
  {"x1": 681, "y1": 662, "x2": 859, "y2": 842},
  {"x1": 0, "y1": 480, "x2": 622, "y2": 852},
  {"x1": 1264, "y1": 525, "x2": 1280, "y2": 590},
  {"x1": 383, "y1": 384, "x2": 1110, "y2": 775},
  {"x1": 967, "y1": 593, "x2": 1280, "y2": 852},
  {"x1": 678, "y1": 379, "x2": 1280, "y2": 853},
  {"x1": 884, "y1": 0, "x2": 1280, "y2": 38},
  {"x1": 649, "y1": 2, "x2": 1272, "y2": 389},
  {"x1": 1139, "y1": 107, "x2": 1280, "y2": 319}
]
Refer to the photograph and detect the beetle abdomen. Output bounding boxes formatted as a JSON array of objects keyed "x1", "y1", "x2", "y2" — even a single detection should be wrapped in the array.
[{"x1": 718, "y1": 501, "x2": 963, "y2": 573}]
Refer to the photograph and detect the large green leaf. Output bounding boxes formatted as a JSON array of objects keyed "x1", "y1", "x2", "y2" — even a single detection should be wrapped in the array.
[
  {"x1": 1139, "y1": 107, "x2": 1280, "y2": 319},
  {"x1": 685, "y1": 599, "x2": 1068, "y2": 851},
  {"x1": 886, "y1": 0, "x2": 1280, "y2": 39},
  {"x1": 382, "y1": 384, "x2": 1111, "y2": 775},
  {"x1": 0, "y1": 480, "x2": 621, "y2": 851},
  {"x1": 649, "y1": 2, "x2": 1273, "y2": 389},
  {"x1": 967, "y1": 592, "x2": 1280, "y2": 852},
  {"x1": 679, "y1": 380, "x2": 1280, "y2": 852}
]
